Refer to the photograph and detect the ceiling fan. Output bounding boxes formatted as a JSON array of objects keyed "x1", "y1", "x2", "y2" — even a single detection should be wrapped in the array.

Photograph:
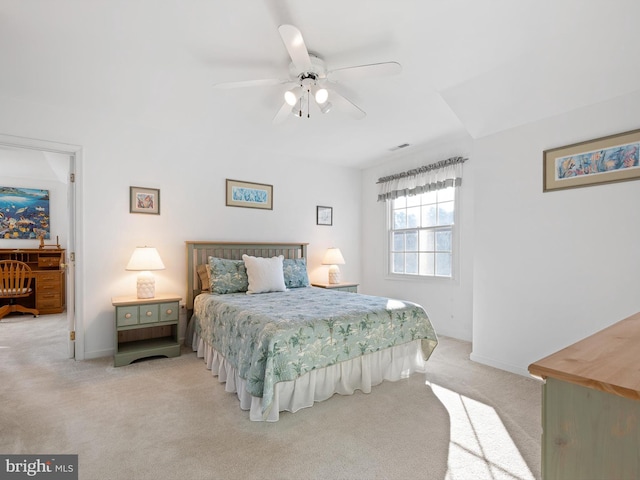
[{"x1": 212, "y1": 24, "x2": 402, "y2": 123}]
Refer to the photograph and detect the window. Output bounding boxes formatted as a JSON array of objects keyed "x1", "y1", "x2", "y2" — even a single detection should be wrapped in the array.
[
  {"x1": 389, "y1": 186, "x2": 455, "y2": 277},
  {"x1": 377, "y1": 155, "x2": 465, "y2": 278}
]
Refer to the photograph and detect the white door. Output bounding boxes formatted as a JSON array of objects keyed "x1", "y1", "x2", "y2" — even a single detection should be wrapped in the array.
[{"x1": 66, "y1": 154, "x2": 76, "y2": 358}]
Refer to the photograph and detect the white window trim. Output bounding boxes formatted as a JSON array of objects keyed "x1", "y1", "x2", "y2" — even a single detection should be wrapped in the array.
[{"x1": 384, "y1": 187, "x2": 461, "y2": 283}]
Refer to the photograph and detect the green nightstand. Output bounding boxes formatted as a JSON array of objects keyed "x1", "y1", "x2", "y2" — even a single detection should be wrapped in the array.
[
  {"x1": 112, "y1": 293, "x2": 181, "y2": 367},
  {"x1": 311, "y1": 282, "x2": 359, "y2": 293}
]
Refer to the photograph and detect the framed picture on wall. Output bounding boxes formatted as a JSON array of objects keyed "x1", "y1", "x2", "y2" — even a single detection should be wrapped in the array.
[
  {"x1": 130, "y1": 186, "x2": 160, "y2": 214},
  {"x1": 543, "y1": 128, "x2": 640, "y2": 192},
  {"x1": 225, "y1": 179, "x2": 273, "y2": 210},
  {"x1": 0, "y1": 186, "x2": 50, "y2": 239},
  {"x1": 316, "y1": 206, "x2": 333, "y2": 226}
]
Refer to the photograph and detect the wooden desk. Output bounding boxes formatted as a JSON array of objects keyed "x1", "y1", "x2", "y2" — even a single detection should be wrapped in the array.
[
  {"x1": 0, "y1": 248, "x2": 66, "y2": 314},
  {"x1": 529, "y1": 312, "x2": 640, "y2": 479}
]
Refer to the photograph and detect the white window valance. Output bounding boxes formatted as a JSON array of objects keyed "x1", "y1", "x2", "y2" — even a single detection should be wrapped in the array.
[{"x1": 377, "y1": 156, "x2": 467, "y2": 202}]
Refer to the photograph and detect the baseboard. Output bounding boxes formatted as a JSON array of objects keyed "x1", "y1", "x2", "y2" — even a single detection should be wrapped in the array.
[
  {"x1": 435, "y1": 328, "x2": 472, "y2": 343},
  {"x1": 469, "y1": 351, "x2": 532, "y2": 378},
  {"x1": 83, "y1": 348, "x2": 113, "y2": 360}
]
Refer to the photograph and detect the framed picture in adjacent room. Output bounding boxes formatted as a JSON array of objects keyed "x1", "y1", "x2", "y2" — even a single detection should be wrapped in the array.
[{"x1": 0, "y1": 186, "x2": 50, "y2": 239}]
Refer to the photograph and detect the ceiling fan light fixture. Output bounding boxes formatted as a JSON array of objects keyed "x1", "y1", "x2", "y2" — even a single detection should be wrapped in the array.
[
  {"x1": 320, "y1": 101, "x2": 333, "y2": 114},
  {"x1": 284, "y1": 86, "x2": 303, "y2": 106},
  {"x1": 315, "y1": 88, "x2": 329, "y2": 104},
  {"x1": 212, "y1": 24, "x2": 400, "y2": 124}
]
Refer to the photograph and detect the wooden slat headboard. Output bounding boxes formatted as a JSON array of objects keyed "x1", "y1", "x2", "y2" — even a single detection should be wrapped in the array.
[{"x1": 185, "y1": 241, "x2": 308, "y2": 310}]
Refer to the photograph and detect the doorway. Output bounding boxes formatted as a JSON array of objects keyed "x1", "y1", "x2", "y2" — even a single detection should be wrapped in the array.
[{"x1": 0, "y1": 134, "x2": 81, "y2": 359}]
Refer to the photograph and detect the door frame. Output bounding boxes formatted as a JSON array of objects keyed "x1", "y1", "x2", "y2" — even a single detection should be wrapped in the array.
[{"x1": 0, "y1": 133, "x2": 84, "y2": 359}]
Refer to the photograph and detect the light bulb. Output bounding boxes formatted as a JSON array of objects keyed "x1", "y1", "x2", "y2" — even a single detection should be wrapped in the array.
[
  {"x1": 315, "y1": 88, "x2": 329, "y2": 104},
  {"x1": 284, "y1": 91, "x2": 296, "y2": 106},
  {"x1": 284, "y1": 87, "x2": 302, "y2": 106}
]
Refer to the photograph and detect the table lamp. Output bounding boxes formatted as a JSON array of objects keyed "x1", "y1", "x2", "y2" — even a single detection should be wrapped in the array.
[
  {"x1": 322, "y1": 247, "x2": 345, "y2": 284},
  {"x1": 126, "y1": 246, "x2": 165, "y2": 298}
]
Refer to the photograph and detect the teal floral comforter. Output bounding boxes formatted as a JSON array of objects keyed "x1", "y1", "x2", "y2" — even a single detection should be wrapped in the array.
[{"x1": 193, "y1": 287, "x2": 437, "y2": 417}]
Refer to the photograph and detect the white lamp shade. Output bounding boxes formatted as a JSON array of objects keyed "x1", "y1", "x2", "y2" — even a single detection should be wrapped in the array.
[
  {"x1": 126, "y1": 247, "x2": 165, "y2": 298},
  {"x1": 322, "y1": 247, "x2": 345, "y2": 266},
  {"x1": 126, "y1": 247, "x2": 165, "y2": 271}
]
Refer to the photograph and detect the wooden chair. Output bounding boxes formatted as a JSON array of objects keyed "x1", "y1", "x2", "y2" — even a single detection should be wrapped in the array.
[{"x1": 0, "y1": 260, "x2": 39, "y2": 320}]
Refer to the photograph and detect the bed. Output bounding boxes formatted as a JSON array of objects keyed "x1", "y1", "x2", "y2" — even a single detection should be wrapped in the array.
[{"x1": 186, "y1": 241, "x2": 438, "y2": 422}]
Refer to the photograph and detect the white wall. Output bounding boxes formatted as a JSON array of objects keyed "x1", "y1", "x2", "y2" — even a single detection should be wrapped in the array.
[
  {"x1": 0, "y1": 96, "x2": 362, "y2": 359},
  {"x1": 0, "y1": 149, "x2": 69, "y2": 249},
  {"x1": 361, "y1": 133, "x2": 475, "y2": 341},
  {"x1": 471, "y1": 90, "x2": 640, "y2": 375}
]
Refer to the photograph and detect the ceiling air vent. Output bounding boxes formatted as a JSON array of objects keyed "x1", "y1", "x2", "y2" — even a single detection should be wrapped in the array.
[{"x1": 390, "y1": 143, "x2": 410, "y2": 151}]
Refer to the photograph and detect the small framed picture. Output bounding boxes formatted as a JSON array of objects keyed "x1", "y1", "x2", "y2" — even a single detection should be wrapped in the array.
[
  {"x1": 130, "y1": 186, "x2": 160, "y2": 215},
  {"x1": 316, "y1": 205, "x2": 333, "y2": 226}
]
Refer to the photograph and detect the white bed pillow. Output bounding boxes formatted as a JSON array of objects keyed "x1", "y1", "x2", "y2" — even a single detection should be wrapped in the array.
[{"x1": 242, "y1": 254, "x2": 287, "y2": 294}]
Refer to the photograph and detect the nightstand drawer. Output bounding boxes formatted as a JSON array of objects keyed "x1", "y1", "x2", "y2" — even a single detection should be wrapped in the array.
[
  {"x1": 117, "y1": 305, "x2": 139, "y2": 327},
  {"x1": 116, "y1": 302, "x2": 177, "y2": 327},
  {"x1": 139, "y1": 304, "x2": 159, "y2": 324},
  {"x1": 160, "y1": 302, "x2": 179, "y2": 322},
  {"x1": 338, "y1": 285, "x2": 358, "y2": 293}
]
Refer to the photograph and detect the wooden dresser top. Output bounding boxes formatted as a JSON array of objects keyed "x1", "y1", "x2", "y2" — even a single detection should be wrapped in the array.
[{"x1": 529, "y1": 312, "x2": 640, "y2": 400}]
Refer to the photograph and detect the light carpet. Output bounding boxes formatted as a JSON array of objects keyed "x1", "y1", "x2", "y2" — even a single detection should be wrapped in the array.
[{"x1": 0, "y1": 314, "x2": 541, "y2": 480}]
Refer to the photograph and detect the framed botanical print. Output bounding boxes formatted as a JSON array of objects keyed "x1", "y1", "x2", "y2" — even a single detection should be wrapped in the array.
[
  {"x1": 226, "y1": 179, "x2": 273, "y2": 210},
  {"x1": 130, "y1": 186, "x2": 160, "y2": 214}
]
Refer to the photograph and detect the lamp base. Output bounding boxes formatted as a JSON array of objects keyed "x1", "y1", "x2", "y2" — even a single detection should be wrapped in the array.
[
  {"x1": 136, "y1": 271, "x2": 156, "y2": 299},
  {"x1": 328, "y1": 265, "x2": 341, "y2": 284}
]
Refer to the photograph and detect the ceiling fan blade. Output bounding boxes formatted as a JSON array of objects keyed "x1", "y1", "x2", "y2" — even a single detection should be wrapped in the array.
[
  {"x1": 329, "y1": 89, "x2": 366, "y2": 119},
  {"x1": 273, "y1": 102, "x2": 292, "y2": 124},
  {"x1": 213, "y1": 78, "x2": 287, "y2": 89},
  {"x1": 327, "y1": 61, "x2": 402, "y2": 83},
  {"x1": 278, "y1": 24, "x2": 312, "y2": 72}
]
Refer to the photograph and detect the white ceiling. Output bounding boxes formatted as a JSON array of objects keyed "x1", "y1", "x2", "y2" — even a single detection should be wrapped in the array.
[{"x1": 2, "y1": 0, "x2": 639, "y2": 169}]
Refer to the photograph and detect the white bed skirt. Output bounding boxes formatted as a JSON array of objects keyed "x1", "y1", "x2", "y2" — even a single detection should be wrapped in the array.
[{"x1": 192, "y1": 333, "x2": 427, "y2": 422}]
